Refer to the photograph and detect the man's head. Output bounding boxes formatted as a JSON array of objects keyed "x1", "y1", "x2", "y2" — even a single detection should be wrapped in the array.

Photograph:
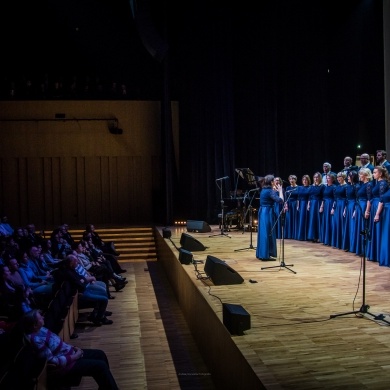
[
  {"x1": 323, "y1": 162, "x2": 331, "y2": 173},
  {"x1": 344, "y1": 156, "x2": 353, "y2": 167},
  {"x1": 360, "y1": 153, "x2": 370, "y2": 166},
  {"x1": 376, "y1": 150, "x2": 387, "y2": 164}
]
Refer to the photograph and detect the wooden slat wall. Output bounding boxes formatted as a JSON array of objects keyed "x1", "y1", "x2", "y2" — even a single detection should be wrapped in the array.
[{"x1": 0, "y1": 100, "x2": 179, "y2": 228}]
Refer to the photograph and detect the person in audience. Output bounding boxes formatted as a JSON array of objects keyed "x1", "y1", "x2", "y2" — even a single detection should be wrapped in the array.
[
  {"x1": 84, "y1": 224, "x2": 120, "y2": 257},
  {"x1": 0, "y1": 264, "x2": 34, "y2": 321},
  {"x1": 27, "y1": 246, "x2": 53, "y2": 278},
  {"x1": 25, "y1": 223, "x2": 45, "y2": 248},
  {"x1": 50, "y1": 228, "x2": 72, "y2": 259},
  {"x1": 73, "y1": 242, "x2": 126, "y2": 297},
  {"x1": 13, "y1": 226, "x2": 30, "y2": 252},
  {"x1": 56, "y1": 255, "x2": 113, "y2": 325},
  {"x1": 41, "y1": 238, "x2": 62, "y2": 267},
  {"x1": 18, "y1": 250, "x2": 54, "y2": 298},
  {"x1": 5, "y1": 257, "x2": 26, "y2": 289},
  {"x1": 21, "y1": 309, "x2": 119, "y2": 389},
  {"x1": 59, "y1": 223, "x2": 75, "y2": 246},
  {"x1": 0, "y1": 215, "x2": 14, "y2": 237}
]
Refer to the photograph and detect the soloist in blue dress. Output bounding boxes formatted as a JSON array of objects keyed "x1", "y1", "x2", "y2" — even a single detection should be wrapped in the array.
[{"x1": 256, "y1": 187, "x2": 284, "y2": 260}]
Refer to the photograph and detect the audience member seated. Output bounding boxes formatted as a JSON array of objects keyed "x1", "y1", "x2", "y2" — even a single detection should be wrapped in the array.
[
  {"x1": 25, "y1": 224, "x2": 45, "y2": 248},
  {"x1": 55, "y1": 255, "x2": 113, "y2": 326},
  {"x1": 0, "y1": 264, "x2": 35, "y2": 322},
  {"x1": 50, "y1": 228, "x2": 72, "y2": 259},
  {"x1": 59, "y1": 223, "x2": 75, "y2": 246},
  {"x1": 84, "y1": 224, "x2": 120, "y2": 257},
  {"x1": 41, "y1": 238, "x2": 62, "y2": 267},
  {"x1": 17, "y1": 250, "x2": 54, "y2": 306},
  {"x1": 83, "y1": 231, "x2": 126, "y2": 274},
  {"x1": 21, "y1": 309, "x2": 119, "y2": 390},
  {"x1": 73, "y1": 242, "x2": 126, "y2": 297},
  {"x1": 13, "y1": 227, "x2": 30, "y2": 252},
  {"x1": 0, "y1": 215, "x2": 14, "y2": 237}
]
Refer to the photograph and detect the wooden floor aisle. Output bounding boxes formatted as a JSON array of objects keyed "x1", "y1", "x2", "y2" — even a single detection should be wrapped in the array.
[{"x1": 73, "y1": 225, "x2": 390, "y2": 389}]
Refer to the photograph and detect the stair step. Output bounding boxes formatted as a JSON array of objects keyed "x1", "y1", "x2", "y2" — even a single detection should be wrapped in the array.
[{"x1": 68, "y1": 226, "x2": 157, "y2": 263}]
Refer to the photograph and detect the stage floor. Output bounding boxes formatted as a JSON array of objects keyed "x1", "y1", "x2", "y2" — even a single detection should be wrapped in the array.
[{"x1": 157, "y1": 225, "x2": 390, "y2": 389}]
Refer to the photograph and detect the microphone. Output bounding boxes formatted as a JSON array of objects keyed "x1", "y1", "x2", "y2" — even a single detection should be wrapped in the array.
[
  {"x1": 249, "y1": 188, "x2": 260, "y2": 192},
  {"x1": 285, "y1": 188, "x2": 298, "y2": 193},
  {"x1": 216, "y1": 176, "x2": 229, "y2": 181}
]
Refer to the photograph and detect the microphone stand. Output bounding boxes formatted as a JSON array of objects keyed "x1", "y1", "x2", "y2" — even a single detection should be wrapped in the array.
[
  {"x1": 235, "y1": 189, "x2": 258, "y2": 251},
  {"x1": 329, "y1": 201, "x2": 390, "y2": 324},
  {"x1": 210, "y1": 178, "x2": 231, "y2": 238},
  {"x1": 261, "y1": 191, "x2": 296, "y2": 273}
]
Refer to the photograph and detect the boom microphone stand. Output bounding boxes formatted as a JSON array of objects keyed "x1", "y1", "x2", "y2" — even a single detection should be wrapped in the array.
[
  {"x1": 210, "y1": 176, "x2": 231, "y2": 238},
  {"x1": 261, "y1": 190, "x2": 296, "y2": 273},
  {"x1": 329, "y1": 215, "x2": 390, "y2": 324},
  {"x1": 235, "y1": 188, "x2": 259, "y2": 251}
]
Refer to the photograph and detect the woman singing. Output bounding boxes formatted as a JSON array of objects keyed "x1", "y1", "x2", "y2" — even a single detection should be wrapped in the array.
[{"x1": 256, "y1": 175, "x2": 284, "y2": 261}]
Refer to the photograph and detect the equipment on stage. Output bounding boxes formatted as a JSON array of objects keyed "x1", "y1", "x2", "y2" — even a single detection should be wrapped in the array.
[
  {"x1": 223, "y1": 303, "x2": 251, "y2": 335},
  {"x1": 329, "y1": 205, "x2": 390, "y2": 324},
  {"x1": 261, "y1": 192, "x2": 296, "y2": 273},
  {"x1": 210, "y1": 175, "x2": 231, "y2": 238},
  {"x1": 187, "y1": 220, "x2": 211, "y2": 233},
  {"x1": 180, "y1": 233, "x2": 207, "y2": 251},
  {"x1": 204, "y1": 255, "x2": 244, "y2": 285}
]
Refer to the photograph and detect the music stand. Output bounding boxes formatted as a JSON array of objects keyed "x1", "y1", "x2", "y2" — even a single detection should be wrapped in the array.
[
  {"x1": 261, "y1": 192, "x2": 296, "y2": 273},
  {"x1": 210, "y1": 177, "x2": 231, "y2": 238},
  {"x1": 235, "y1": 189, "x2": 259, "y2": 251},
  {"x1": 329, "y1": 210, "x2": 390, "y2": 324}
]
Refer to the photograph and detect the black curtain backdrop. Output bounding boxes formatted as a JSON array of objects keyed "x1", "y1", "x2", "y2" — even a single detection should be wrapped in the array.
[
  {"x1": 0, "y1": 0, "x2": 385, "y2": 225},
  {"x1": 165, "y1": 0, "x2": 385, "y2": 224}
]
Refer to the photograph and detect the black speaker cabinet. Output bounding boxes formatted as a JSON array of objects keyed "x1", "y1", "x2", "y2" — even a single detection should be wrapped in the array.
[
  {"x1": 179, "y1": 248, "x2": 193, "y2": 264},
  {"x1": 187, "y1": 220, "x2": 211, "y2": 233},
  {"x1": 223, "y1": 303, "x2": 251, "y2": 335},
  {"x1": 180, "y1": 233, "x2": 206, "y2": 252},
  {"x1": 204, "y1": 255, "x2": 244, "y2": 285},
  {"x1": 162, "y1": 228, "x2": 171, "y2": 238}
]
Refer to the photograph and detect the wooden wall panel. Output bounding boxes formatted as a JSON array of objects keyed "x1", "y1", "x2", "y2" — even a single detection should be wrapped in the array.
[{"x1": 0, "y1": 100, "x2": 172, "y2": 227}]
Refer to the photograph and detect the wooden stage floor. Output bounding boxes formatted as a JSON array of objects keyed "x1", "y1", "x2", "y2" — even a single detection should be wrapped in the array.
[{"x1": 157, "y1": 225, "x2": 390, "y2": 390}]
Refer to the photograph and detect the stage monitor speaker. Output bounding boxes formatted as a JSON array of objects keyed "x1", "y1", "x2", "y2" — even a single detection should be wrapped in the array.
[
  {"x1": 187, "y1": 220, "x2": 211, "y2": 233},
  {"x1": 223, "y1": 303, "x2": 251, "y2": 335},
  {"x1": 204, "y1": 255, "x2": 244, "y2": 285},
  {"x1": 179, "y1": 248, "x2": 193, "y2": 265},
  {"x1": 180, "y1": 233, "x2": 206, "y2": 252},
  {"x1": 162, "y1": 228, "x2": 171, "y2": 238}
]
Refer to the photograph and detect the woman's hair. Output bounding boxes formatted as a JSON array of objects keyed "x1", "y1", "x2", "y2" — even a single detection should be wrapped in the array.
[
  {"x1": 313, "y1": 172, "x2": 322, "y2": 182},
  {"x1": 302, "y1": 175, "x2": 311, "y2": 185},
  {"x1": 21, "y1": 309, "x2": 39, "y2": 334},
  {"x1": 336, "y1": 172, "x2": 347, "y2": 179},
  {"x1": 288, "y1": 175, "x2": 297, "y2": 181},
  {"x1": 348, "y1": 170, "x2": 359, "y2": 184},
  {"x1": 263, "y1": 175, "x2": 274, "y2": 187},
  {"x1": 374, "y1": 165, "x2": 390, "y2": 183},
  {"x1": 326, "y1": 173, "x2": 337, "y2": 183},
  {"x1": 359, "y1": 167, "x2": 373, "y2": 181}
]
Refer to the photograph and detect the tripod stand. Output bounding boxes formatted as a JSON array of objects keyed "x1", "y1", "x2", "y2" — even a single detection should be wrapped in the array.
[
  {"x1": 235, "y1": 190, "x2": 258, "y2": 251},
  {"x1": 210, "y1": 177, "x2": 231, "y2": 238},
  {"x1": 329, "y1": 219, "x2": 390, "y2": 324},
  {"x1": 262, "y1": 195, "x2": 296, "y2": 273}
]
